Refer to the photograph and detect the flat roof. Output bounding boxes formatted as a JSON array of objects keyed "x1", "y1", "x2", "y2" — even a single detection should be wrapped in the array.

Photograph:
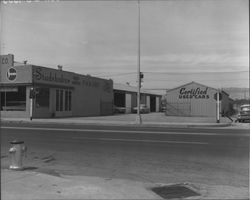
[{"x1": 114, "y1": 83, "x2": 162, "y2": 96}]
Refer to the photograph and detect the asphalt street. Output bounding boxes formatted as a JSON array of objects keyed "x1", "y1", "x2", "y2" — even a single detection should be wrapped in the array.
[{"x1": 1, "y1": 124, "x2": 249, "y2": 188}]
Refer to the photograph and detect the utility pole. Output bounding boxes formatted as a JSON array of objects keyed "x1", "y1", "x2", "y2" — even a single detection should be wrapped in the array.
[{"x1": 136, "y1": 0, "x2": 142, "y2": 124}]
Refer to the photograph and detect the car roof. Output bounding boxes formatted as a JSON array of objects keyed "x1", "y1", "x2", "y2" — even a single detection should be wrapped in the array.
[{"x1": 241, "y1": 104, "x2": 250, "y2": 108}]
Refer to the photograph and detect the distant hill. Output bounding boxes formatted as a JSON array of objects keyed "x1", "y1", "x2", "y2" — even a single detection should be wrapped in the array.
[{"x1": 222, "y1": 88, "x2": 249, "y2": 100}]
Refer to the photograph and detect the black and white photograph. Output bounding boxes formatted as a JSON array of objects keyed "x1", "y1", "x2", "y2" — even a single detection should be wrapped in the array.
[{"x1": 0, "y1": 0, "x2": 249, "y2": 199}]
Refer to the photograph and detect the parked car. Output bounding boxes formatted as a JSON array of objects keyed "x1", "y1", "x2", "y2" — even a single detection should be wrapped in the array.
[
  {"x1": 132, "y1": 104, "x2": 150, "y2": 114},
  {"x1": 160, "y1": 106, "x2": 166, "y2": 112},
  {"x1": 237, "y1": 104, "x2": 250, "y2": 123},
  {"x1": 114, "y1": 106, "x2": 126, "y2": 114}
]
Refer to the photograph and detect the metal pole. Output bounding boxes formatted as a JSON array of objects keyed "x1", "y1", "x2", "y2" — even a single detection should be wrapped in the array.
[
  {"x1": 136, "y1": 0, "x2": 142, "y2": 124},
  {"x1": 5, "y1": 90, "x2": 7, "y2": 108}
]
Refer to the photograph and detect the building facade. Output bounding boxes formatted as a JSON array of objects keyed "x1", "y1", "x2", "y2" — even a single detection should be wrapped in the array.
[
  {"x1": 113, "y1": 83, "x2": 161, "y2": 113},
  {"x1": 0, "y1": 54, "x2": 113, "y2": 118},
  {"x1": 165, "y1": 81, "x2": 230, "y2": 117}
]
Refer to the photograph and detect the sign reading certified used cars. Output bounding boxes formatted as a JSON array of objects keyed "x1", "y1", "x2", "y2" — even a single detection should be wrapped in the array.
[
  {"x1": 7, "y1": 68, "x2": 17, "y2": 81},
  {"x1": 179, "y1": 87, "x2": 209, "y2": 99}
]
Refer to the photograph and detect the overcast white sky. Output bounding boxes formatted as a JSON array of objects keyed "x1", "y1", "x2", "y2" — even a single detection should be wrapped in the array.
[{"x1": 0, "y1": 0, "x2": 249, "y2": 93}]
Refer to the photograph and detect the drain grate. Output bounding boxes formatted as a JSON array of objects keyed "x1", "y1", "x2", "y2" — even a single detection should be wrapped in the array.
[{"x1": 152, "y1": 184, "x2": 200, "y2": 199}]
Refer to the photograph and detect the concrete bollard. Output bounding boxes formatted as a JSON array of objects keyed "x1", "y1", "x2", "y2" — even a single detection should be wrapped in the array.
[{"x1": 9, "y1": 140, "x2": 27, "y2": 170}]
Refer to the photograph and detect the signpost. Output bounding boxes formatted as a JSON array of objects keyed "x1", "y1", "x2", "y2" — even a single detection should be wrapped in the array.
[
  {"x1": 29, "y1": 88, "x2": 35, "y2": 121},
  {"x1": 215, "y1": 91, "x2": 222, "y2": 123}
]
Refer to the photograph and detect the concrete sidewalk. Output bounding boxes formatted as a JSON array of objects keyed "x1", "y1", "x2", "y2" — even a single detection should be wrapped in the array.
[
  {"x1": 1, "y1": 169, "x2": 160, "y2": 200},
  {"x1": 1, "y1": 169, "x2": 248, "y2": 200},
  {"x1": 1, "y1": 113, "x2": 240, "y2": 128}
]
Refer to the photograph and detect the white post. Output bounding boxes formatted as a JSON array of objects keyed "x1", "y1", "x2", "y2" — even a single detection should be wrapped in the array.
[
  {"x1": 30, "y1": 87, "x2": 33, "y2": 121},
  {"x1": 216, "y1": 89, "x2": 220, "y2": 123}
]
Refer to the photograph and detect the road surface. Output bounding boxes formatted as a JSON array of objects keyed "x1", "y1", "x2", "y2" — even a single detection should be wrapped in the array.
[{"x1": 1, "y1": 123, "x2": 249, "y2": 188}]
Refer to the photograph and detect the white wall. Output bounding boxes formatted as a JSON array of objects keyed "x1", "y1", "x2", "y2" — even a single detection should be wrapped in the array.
[
  {"x1": 146, "y1": 96, "x2": 150, "y2": 110},
  {"x1": 125, "y1": 93, "x2": 132, "y2": 113},
  {"x1": 156, "y1": 97, "x2": 160, "y2": 112}
]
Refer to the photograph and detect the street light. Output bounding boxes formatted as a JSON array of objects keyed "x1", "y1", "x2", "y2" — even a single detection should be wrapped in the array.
[{"x1": 136, "y1": 0, "x2": 142, "y2": 124}]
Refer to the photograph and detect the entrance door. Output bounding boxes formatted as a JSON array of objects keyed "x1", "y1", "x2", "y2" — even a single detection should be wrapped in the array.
[
  {"x1": 114, "y1": 92, "x2": 125, "y2": 107},
  {"x1": 150, "y1": 96, "x2": 156, "y2": 112}
]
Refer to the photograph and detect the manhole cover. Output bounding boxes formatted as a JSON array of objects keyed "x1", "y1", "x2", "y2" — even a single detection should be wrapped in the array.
[{"x1": 152, "y1": 184, "x2": 200, "y2": 199}]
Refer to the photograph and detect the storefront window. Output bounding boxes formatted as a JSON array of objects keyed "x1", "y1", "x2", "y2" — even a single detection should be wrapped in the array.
[
  {"x1": 65, "y1": 90, "x2": 69, "y2": 111},
  {"x1": 60, "y1": 90, "x2": 63, "y2": 111},
  {"x1": 68, "y1": 91, "x2": 72, "y2": 111},
  {"x1": 56, "y1": 90, "x2": 60, "y2": 111},
  {"x1": 56, "y1": 89, "x2": 71, "y2": 112},
  {"x1": 0, "y1": 86, "x2": 26, "y2": 111},
  {"x1": 36, "y1": 88, "x2": 49, "y2": 108},
  {"x1": 56, "y1": 89, "x2": 64, "y2": 112},
  {"x1": 64, "y1": 90, "x2": 72, "y2": 111}
]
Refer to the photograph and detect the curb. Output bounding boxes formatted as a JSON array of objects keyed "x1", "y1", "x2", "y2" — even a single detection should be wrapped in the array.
[{"x1": 1, "y1": 119, "x2": 233, "y2": 128}]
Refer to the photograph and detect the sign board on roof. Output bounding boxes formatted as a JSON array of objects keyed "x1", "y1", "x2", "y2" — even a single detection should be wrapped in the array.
[
  {"x1": 0, "y1": 62, "x2": 32, "y2": 84},
  {"x1": 179, "y1": 87, "x2": 209, "y2": 99},
  {"x1": 0, "y1": 54, "x2": 14, "y2": 68},
  {"x1": 32, "y1": 66, "x2": 113, "y2": 93}
]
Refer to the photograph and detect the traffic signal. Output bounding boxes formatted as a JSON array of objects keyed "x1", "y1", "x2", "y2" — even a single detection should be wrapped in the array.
[
  {"x1": 29, "y1": 88, "x2": 35, "y2": 99},
  {"x1": 214, "y1": 92, "x2": 222, "y2": 101},
  {"x1": 140, "y1": 72, "x2": 144, "y2": 88},
  {"x1": 140, "y1": 72, "x2": 144, "y2": 79},
  {"x1": 29, "y1": 88, "x2": 39, "y2": 99}
]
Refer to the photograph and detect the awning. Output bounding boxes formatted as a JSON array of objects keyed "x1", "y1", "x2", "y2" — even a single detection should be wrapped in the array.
[{"x1": 0, "y1": 87, "x2": 18, "y2": 92}]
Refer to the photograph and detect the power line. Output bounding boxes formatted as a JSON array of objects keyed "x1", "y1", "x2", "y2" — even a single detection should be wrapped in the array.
[
  {"x1": 28, "y1": 0, "x2": 189, "y2": 1},
  {"x1": 144, "y1": 79, "x2": 249, "y2": 82},
  {"x1": 91, "y1": 70, "x2": 248, "y2": 77},
  {"x1": 143, "y1": 88, "x2": 167, "y2": 90},
  {"x1": 143, "y1": 71, "x2": 248, "y2": 75},
  {"x1": 88, "y1": 71, "x2": 249, "y2": 79},
  {"x1": 95, "y1": 72, "x2": 136, "y2": 77}
]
